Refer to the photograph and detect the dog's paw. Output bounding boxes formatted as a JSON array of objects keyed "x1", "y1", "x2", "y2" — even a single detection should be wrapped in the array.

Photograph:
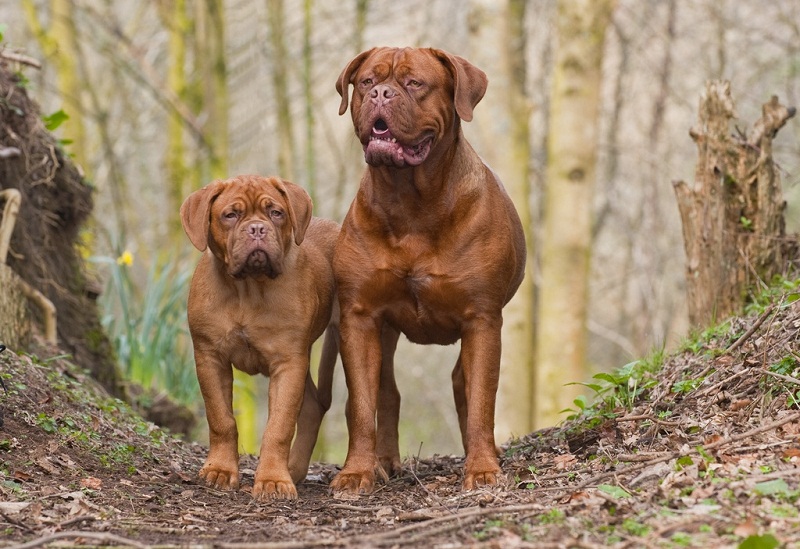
[
  {"x1": 330, "y1": 469, "x2": 378, "y2": 495},
  {"x1": 378, "y1": 455, "x2": 402, "y2": 477},
  {"x1": 252, "y1": 477, "x2": 298, "y2": 501},
  {"x1": 462, "y1": 455, "x2": 503, "y2": 490},
  {"x1": 462, "y1": 469, "x2": 504, "y2": 490},
  {"x1": 199, "y1": 464, "x2": 240, "y2": 491}
]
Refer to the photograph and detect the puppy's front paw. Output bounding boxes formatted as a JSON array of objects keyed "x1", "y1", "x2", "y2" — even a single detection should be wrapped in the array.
[
  {"x1": 330, "y1": 470, "x2": 376, "y2": 495},
  {"x1": 462, "y1": 456, "x2": 503, "y2": 490},
  {"x1": 378, "y1": 454, "x2": 402, "y2": 478},
  {"x1": 199, "y1": 463, "x2": 240, "y2": 491},
  {"x1": 252, "y1": 475, "x2": 297, "y2": 501}
]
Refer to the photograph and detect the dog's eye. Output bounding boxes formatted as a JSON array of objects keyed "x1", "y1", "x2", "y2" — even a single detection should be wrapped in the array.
[
  {"x1": 224, "y1": 211, "x2": 238, "y2": 220},
  {"x1": 407, "y1": 79, "x2": 422, "y2": 88},
  {"x1": 361, "y1": 78, "x2": 373, "y2": 86},
  {"x1": 270, "y1": 209, "x2": 283, "y2": 220}
]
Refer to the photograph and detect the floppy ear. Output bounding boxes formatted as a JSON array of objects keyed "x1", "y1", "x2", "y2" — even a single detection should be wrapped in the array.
[
  {"x1": 431, "y1": 49, "x2": 488, "y2": 122},
  {"x1": 180, "y1": 181, "x2": 225, "y2": 251},
  {"x1": 276, "y1": 179, "x2": 313, "y2": 246},
  {"x1": 336, "y1": 48, "x2": 377, "y2": 116}
]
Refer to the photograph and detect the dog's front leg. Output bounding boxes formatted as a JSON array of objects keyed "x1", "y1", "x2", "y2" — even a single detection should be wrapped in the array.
[
  {"x1": 376, "y1": 325, "x2": 402, "y2": 477},
  {"x1": 253, "y1": 357, "x2": 307, "y2": 500},
  {"x1": 330, "y1": 313, "x2": 387, "y2": 495},
  {"x1": 459, "y1": 315, "x2": 504, "y2": 490},
  {"x1": 196, "y1": 352, "x2": 240, "y2": 490}
]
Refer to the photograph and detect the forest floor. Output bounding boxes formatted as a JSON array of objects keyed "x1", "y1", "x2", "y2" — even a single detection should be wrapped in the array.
[{"x1": 2, "y1": 296, "x2": 800, "y2": 548}]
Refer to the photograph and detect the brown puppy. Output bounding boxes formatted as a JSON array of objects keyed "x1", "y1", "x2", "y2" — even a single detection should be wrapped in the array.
[
  {"x1": 181, "y1": 175, "x2": 339, "y2": 500},
  {"x1": 330, "y1": 47, "x2": 526, "y2": 494}
]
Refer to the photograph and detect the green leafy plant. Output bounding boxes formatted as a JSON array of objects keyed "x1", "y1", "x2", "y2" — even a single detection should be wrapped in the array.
[
  {"x1": 597, "y1": 484, "x2": 631, "y2": 499},
  {"x1": 739, "y1": 533, "x2": 780, "y2": 549},
  {"x1": 91, "y1": 252, "x2": 197, "y2": 405},
  {"x1": 621, "y1": 517, "x2": 650, "y2": 537},
  {"x1": 753, "y1": 479, "x2": 792, "y2": 498},
  {"x1": 745, "y1": 276, "x2": 800, "y2": 316},
  {"x1": 562, "y1": 356, "x2": 660, "y2": 421},
  {"x1": 35, "y1": 412, "x2": 57, "y2": 433},
  {"x1": 538, "y1": 508, "x2": 565, "y2": 525},
  {"x1": 474, "y1": 519, "x2": 505, "y2": 541},
  {"x1": 42, "y1": 109, "x2": 69, "y2": 132}
]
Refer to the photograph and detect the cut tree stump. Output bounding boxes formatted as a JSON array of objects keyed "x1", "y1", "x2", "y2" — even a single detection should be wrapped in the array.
[
  {"x1": 673, "y1": 81, "x2": 796, "y2": 328},
  {"x1": 0, "y1": 263, "x2": 30, "y2": 350}
]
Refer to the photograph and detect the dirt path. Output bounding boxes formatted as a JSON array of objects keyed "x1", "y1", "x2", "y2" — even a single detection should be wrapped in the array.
[{"x1": 2, "y1": 300, "x2": 800, "y2": 547}]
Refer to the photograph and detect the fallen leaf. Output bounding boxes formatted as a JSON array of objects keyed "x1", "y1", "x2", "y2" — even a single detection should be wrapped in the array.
[
  {"x1": 597, "y1": 484, "x2": 631, "y2": 499},
  {"x1": 36, "y1": 457, "x2": 60, "y2": 474},
  {"x1": 730, "y1": 399, "x2": 752, "y2": 411},
  {"x1": 781, "y1": 448, "x2": 800, "y2": 460},
  {"x1": 738, "y1": 534, "x2": 780, "y2": 549},
  {"x1": 80, "y1": 477, "x2": 102, "y2": 490},
  {"x1": 13, "y1": 470, "x2": 32, "y2": 482},
  {"x1": 734, "y1": 518, "x2": 758, "y2": 538},
  {"x1": 753, "y1": 479, "x2": 790, "y2": 496},
  {"x1": 554, "y1": 454, "x2": 577, "y2": 470},
  {"x1": 375, "y1": 506, "x2": 394, "y2": 519}
]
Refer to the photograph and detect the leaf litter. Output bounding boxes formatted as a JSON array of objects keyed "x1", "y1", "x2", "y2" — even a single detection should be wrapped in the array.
[{"x1": 1, "y1": 297, "x2": 800, "y2": 547}]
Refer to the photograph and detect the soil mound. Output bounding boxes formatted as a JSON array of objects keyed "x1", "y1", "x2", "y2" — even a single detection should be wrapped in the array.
[{"x1": 2, "y1": 295, "x2": 799, "y2": 547}]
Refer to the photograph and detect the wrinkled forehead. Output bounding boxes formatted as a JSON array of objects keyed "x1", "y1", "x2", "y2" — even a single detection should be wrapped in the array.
[
  {"x1": 362, "y1": 48, "x2": 450, "y2": 83},
  {"x1": 213, "y1": 177, "x2": 285, "y2": 212}
]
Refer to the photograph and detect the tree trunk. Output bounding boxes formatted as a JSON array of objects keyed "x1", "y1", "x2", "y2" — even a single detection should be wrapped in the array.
[
  {"x1": 195, "y1": 0, "x2": 228, "y2": 181},
  {"x1": 22, "y1": 0, "x2": 88, "y2": 172},
  {"x1": 468, "y1": 0, "x2": 535, "y2": 441},
  {"x1": 673, "y1": 82, "x2": 796, "y2": 328},
  {"x1": 535, "y1": 0, "x2": 615, "y2": 428},
  {"x1": 158, "y1": 0, "x2": 190, "y2": 242},
  {"x1": 267, "y1": 0, "x2": 296, "y2": 181}
]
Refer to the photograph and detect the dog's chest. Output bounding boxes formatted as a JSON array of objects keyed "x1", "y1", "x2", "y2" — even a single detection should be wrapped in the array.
[
  {"x1": 382, "y1": 262, "x2": 469, "y2": 344},
  {"x1": 216, "y1": 326, "x2": 270, "y2": 375}
]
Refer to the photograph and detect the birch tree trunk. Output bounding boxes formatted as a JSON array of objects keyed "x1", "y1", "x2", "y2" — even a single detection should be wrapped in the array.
[
  {"x1": 535, "y1": 0, "x2": 614, "y2": 428},
  {"x1": 22, "y1": 0, "x2": 88, "y2": 170},
  {"x1": 673, "y1": 82, "x2": 796, "y2": 327},
  {"x1": 468, "y1": 0, "x2": 535, "y2": 441},
  {"x1": 160, "y1": 0, "x2": 190, "y2": 241},
  {"x1": 196, "y1": 0, "x2": 229, "y2": 181},
  {"x1": 267, "y1": 0, "x2": 296, "y2": 181}
]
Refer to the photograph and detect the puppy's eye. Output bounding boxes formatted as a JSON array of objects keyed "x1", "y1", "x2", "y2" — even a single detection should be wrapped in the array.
[
  {"x1": 407, "y1": 79, "x2": 422, "y2": 88},
  {"x1": 270, "y1": 209, "x2": 284, "y2": 220},
  {"x1": 361, "y1": 78, "x2": 373, "y2": 86},
  {"x1": 224, "y1": 211, "x2": 238, "y2": 220}
]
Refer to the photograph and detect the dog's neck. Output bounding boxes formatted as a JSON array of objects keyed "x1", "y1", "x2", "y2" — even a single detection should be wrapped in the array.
[
  {"x1": 367, "y1": 129, "x2": 475, "y2": 197},
  {"x1": 361, "y1": 130, "x2": 484, "y2": 236}
]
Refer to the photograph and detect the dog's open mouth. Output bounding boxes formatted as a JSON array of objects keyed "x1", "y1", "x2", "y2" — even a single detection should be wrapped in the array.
[{"x1": 365, "y1": 118, "x2": 433, "y2": 168}]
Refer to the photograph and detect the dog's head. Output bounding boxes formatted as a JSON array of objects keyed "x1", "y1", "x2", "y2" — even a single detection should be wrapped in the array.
[
  {"x1": 336, "y1": 47, "x2": 487, "y2": 169},
  {"x1": 180, "y1": 175, "x2": 312, "y2": 280}
]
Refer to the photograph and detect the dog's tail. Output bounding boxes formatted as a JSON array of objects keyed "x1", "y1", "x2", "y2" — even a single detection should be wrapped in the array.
[{"x1": 315, "y1": 323, "x2": 339, "y2": 413}]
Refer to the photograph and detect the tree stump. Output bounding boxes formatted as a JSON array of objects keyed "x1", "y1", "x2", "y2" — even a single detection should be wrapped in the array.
[
  {"x1": 673, "y1": 81, "x2": 796, "y2": 327},
  {"x1": 0, "y1": 264, "x2": 30, "y2": 350}
]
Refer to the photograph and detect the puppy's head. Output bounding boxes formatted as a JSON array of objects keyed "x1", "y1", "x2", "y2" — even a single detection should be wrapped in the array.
[
  {"x1": 180, "y1": 175, "x2": 312, "y2": 280},
  {"x1": 335, "y1": 47, "x2": 487, "y2": 169}
]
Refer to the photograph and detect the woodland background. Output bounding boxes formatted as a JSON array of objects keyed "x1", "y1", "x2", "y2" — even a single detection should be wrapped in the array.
[{"x1": 1, "y1": 0, "x2": 799, "y2": 464}]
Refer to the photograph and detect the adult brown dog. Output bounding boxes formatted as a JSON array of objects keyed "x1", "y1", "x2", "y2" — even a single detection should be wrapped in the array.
[
  {"x1": 181, "y1": 175, "x2": 339, "y2": 500},
  {"x1": 331, "y1": 47, "x2": 526, "y2": 494}
]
